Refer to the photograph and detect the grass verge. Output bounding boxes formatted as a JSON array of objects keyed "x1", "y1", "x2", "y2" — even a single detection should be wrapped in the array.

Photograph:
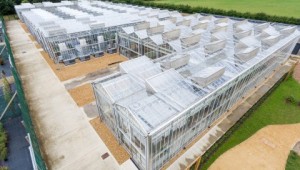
[{"x1": 286, "y1": 151, "x2": 300, "y2": 170}]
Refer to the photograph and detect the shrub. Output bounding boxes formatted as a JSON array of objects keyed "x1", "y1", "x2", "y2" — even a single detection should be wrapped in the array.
[
  {"x1": 0, "y1": 124, "x2": 7, "y2": 161},
  {"x1": 286, "y1": 95, "x2": 297, "y2": 105}
]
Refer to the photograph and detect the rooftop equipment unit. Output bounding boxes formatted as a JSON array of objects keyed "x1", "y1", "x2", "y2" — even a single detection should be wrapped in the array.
[
  {"x1": 211, "y1": 25, "x2": 227, "y2": 34},
  {"x1": 235, "y1": 46, "x2": 260, "y2": 62},
  {"x1": 211, "y1": 31, "x2": 227, "y2": 41},
  {"x1": 147, "y1": 25, "x2": 164, "y2": 35},
  {"x1": 254, "y1": 22, "x2": 270, "y2": 32},
  {"x1": 89, "y1": 22, "x2": 105, "y2": 30},
  {"x1": 42, "y1": 24, "x2": 60, "y2": 30},
  {"x1": 163, "y1": 29, "x2": 181, "y2": 41},
  {"x1": 38, "y1": 21, "x2": 55, "y2": 26},
  {"x1": 191, "y1": 67, "x2": 225, "y2": 87},
  {"x1": 180, "y1": 34, "x2": 201, "y2": 47},
  {"x1": 161, "y1": 54, "x2": 190, "y2": 69},
  {"x1": 234, "y1": 20, "x2": 253, "y2": 33},
  {"x1": 214, "y1": 17, "x2": 229, "y2": 24},
  {"x1": 215, "y1": 22, "x2": 229, "y2": 29},
  {"x1": 204, "y1": 40, "x2": 226, "y2": 55},
  {"x1": 169, "y1": 17, "x2": 177, "y2": 23},
  {"x1": 75, "y1": 16, "x2": 90, "y2": 22},
  {"x1": 192, "y1": 22, "x2": 208, "y2": 30},
  {"x1": 234, "y1": 29, "x2": 252, "y2": 39},
  {"x1": 199, "y1": 15, "x2": 213, "y2": 23},
  {"x1": 233, "y1": 19, "x2": 248, "y2": 29},
  {"x1": 261, "y1": 35, "x2": 281, "y2": 46},
  {"x1": 238, "y1": 36, "x2": 261, "y2": 48},
  {"x1": 158, "y1": 12, "x2": 170, "y2": 19},
  {"x1": 176, "y1": 20, "x2": 191, "y2": 26},
  {"x1": 46, "y1": 27, "x2": 67, "y2": 37},
  {"x1": 134, "y1": 22, "x2": 150, "y2": 31},
  {"x1": 280, "y1": 26, "x2": 296, "y2": 35},
  {"x1": 260, "y1": 26, "x2": 280, "y2": 39}
]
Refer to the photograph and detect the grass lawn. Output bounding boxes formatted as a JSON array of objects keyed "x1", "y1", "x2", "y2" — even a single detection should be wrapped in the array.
[
  {"x1": 286, "y1": 151, "x2": 300, "y2": 170},
  {"x1": 202, "y1": 76, "x2": 300, "y2": 169},
  {"x1": 154, "y1": 0, "x2": 300, "y2": 18}
]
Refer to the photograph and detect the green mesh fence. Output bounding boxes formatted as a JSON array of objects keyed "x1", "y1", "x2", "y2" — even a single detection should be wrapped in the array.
[{"x1": 0, "y1": 16, "x2": 47, "y2": 170}]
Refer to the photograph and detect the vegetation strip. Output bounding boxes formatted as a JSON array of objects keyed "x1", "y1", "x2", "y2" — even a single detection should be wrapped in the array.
[
  {"x1": 286, "y1": 151, "x2": 300, "y2": 170},
  {"x1": 113, "y1": 0, "x2": 300, "y2": 25}
]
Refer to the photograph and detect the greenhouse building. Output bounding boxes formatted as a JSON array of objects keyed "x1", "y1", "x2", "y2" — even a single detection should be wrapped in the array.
[
  {"x1": 92, "y1": 6, "x2": 299, "y2": 170},
  {"x1": 14, "y1": 1, "x2": 300, "y2": 170}
]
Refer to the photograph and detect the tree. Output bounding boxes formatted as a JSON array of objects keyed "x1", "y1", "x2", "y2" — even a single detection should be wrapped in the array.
[
  {"x1": 1, "y1": 71, "x2": 12, "y2": 105},
  {"x1": 0, "y1": 0, "x2": 15, "y2": 15},
  {"x1": 0, "y1": 124, "x2": 7, "y2": 161},
  {"x1": 0, "y1": 55, "x2": 4, "y2": 65},
  {"x1": 1, "y1": 70, "x2": 15, "y2": 117}
]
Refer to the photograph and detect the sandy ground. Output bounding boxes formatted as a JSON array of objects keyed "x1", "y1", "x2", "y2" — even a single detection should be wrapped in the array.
[
  {"x1": 293, "y1": 61, "x2": 300, "y2": 82},
  {"x1": 34, "y1": 43, "x2": 42, "y2": 49},
  {"x1": 40, "y1": 50, "x2": 127, "y2": 82},
  {"x1": 68, "y1": 83, "x2": 95, "y2": 107},
  {"x1": 210, "y1": 124, "x2": 300, "y2": 170},
  {"x1": 90, "y1": 117, "x2": 130, "y2": 164},
  {"x1": 28, "y1": 34, "x2": 35, "y2": 42},
  {"x1": 20, "y1": 22, "x2": 29, "y2": 33}
]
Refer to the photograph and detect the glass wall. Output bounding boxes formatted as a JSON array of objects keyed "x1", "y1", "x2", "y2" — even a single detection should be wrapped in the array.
[
  {"x1": 94, "y1": 34, "x2": 299, "y2": 170},
  {"x1": 147, "y1": 37, "x2": 298, "y2": 170}
]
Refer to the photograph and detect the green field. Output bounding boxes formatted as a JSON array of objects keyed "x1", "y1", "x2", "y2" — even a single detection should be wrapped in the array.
[
  {"x1": 286, "y1": 151, "x2": 300, "y2": 170},
  {"x1": 155, "y1": 0, "x2": 300, "y2": 18},
  {"x1": 202, "y1": 76, "x2": 300, "y2": 169}
]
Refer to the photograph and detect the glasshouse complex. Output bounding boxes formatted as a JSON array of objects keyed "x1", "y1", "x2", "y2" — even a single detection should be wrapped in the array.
[{"x1": 15, "y1": 1, "x2": 300, "y2": 170}]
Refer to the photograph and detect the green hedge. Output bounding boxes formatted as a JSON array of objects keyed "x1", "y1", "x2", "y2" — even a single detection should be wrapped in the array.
[{"x1": 112, "y1": 0, "x2": 300, "y2": 25}]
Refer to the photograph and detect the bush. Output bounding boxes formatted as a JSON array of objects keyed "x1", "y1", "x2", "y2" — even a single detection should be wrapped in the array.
[
  {"x1": 112, "y1": 0, "x2": 300, "y2": 25},
  {"x1": 286, "y1": 95, "x2": 297, "y2": 105},
  {"x1": 0, "y1": 124, "x2": 7, "y2": 161}
]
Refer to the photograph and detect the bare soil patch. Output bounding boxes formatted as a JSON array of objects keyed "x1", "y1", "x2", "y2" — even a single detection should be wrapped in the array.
[
  {"x1": 41, "y1": 51, "x2": 127, "y2": 81},
  {"x1": 293, "y1": 62, "x2": 300, "y2": 83},
  {"x1": 20, "y1": 22, "x2": 29, "y2": 33},
  {"x1": 90, "y1": 117, "x2": 130, "y2": 164},
  {"x1": 68, "y1": 83, "x2": 95, "y2": 107}
]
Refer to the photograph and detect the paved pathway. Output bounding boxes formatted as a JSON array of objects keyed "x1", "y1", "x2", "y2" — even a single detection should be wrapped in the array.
[{"x1": 6, "y1": 20, "x2": 136, "y2": 170}]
